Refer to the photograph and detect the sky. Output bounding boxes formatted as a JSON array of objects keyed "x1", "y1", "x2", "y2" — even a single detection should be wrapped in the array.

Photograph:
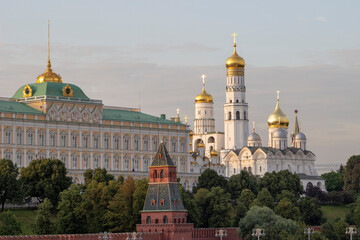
[{"x1": 0, "y1": 0, "x2": 359, "y2": 165}]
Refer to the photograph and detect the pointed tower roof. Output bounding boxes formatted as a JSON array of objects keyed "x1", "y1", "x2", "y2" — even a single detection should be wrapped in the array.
[
  {"x1": 293, "y1": 110, "x2": 300, "y2": 135},
  {"x1": 151, "y1": 142, "x2": 174, "y2": 166}
]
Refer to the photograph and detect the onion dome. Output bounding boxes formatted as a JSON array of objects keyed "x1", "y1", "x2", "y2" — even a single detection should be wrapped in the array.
[
  {"x1": 267, "y1": 92, "x2": 289, "y2": 128},
  {"x1": 189, "y1": 131, "x2": 194, "y2": 138},
  {"x1": 226, "y1": 43, "x2": 245, "y2": 69},
  {"x1": 295, "y1": 132, "x2": 306, "y2": 141},
  {"x1": 197, "y1": 142, "x2": 205, "y2": 148},
  {"x1": 36, "y1": 59, "x2": 62, "y2": 83},
  {"x1": 195, "y1": 76, "x2": 213, "y2": 103},
  {"x1": 210, "y1": 149, "x2": 218, "y2": 157},
  {"x1": 273, "y1": 128, "x2": 287, "y2": 138}
]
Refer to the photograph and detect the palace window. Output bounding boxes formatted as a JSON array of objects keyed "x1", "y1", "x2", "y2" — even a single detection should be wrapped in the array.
[
  {"x1": 50, "y1": 133, "x2": 56, "y2": 147},
  {"x1": 5, "y1": 131, "x2": 11, "y2": 144},
  {"x1": 104, "y1": 158, "x2": 110, "y2": 170},
  {"x1": 5, "y1": 152, "x2": 11, "y2": 160},
  {"x1": 134, "y1": 137, "x2": 139, "y2": 151},
  {"x1": 114, "y1": 137, "x2": 120, "y2": 150},
  {"x1": 72, "y1": 156, "x2": 78, "y2": 169},
  {"x1": 27, "y1": 132, "x2": 34, "y2": 145},
  {"x1": 124, "y1": 158, "x2": 130, "y2": 171},
  {"x1": 83, "y1": 157, "x2": 89, "y2": 169},
  {"x1": 27, "y1": 154, "x2": 34, "y2": 163},
  {"x1": 39, "y1": 133, "x2": 45, "y2": 146},
  {"x1": 143, "y1": 158, "x2": 149, "y2": 171},
  {"x1": 114, "y1": 158, "x2": 120, "y2": 170},
  {"x1": 61, "y1": 155, "x2": 67, "y2": 166},
  {"x1": 16, "y1": 132, "x2": 22, "y2": 145},
  {"x1": 124, "y1": 137, "x2": 130, "y2": 150},
  {"x1": 236, "y1": 111, "x2": 240, "y2": 120},
  {"x1": 72, "y1": 134, "x2": 78, "y2": 148},
  {"x1": 83, "y1": 135, "x2": 89, "y2": 148},
  {"x1": 104, "y1": 136, "x2": 110, "y2": 149},
  {"x1": 143, "y1": 138, "x2": 149, "y2": 151},
  {"x1": 94, "y1": 157, "x2": 99, "y2": 168},
  {"x1": 60, "y1": 133, "x2": 67, "y2": 147},
  {"x1": 180, "y1": 139, "x2": 185, "y2": 152},
  {"x1": 93, "y1": 136, "x2": 99, "y2": 149},
  {"x1": 134, "y1": 158, "x2": 139, "y2": 171},
  {"x1": 152, "y1": 138, "x2": 158, "y2": 151},
  {"x1": 16, "y1": 154, "x2": 22, "y2": 168},
  {"x1": 162, "y1": 137, "x2": 168, "y2": 148},
  {"x1": 171, "y1": 140, "x2": 177, "y2": 152},
  {"x1": 146, "y1": 216, "x2": 151, "y2": 224}
]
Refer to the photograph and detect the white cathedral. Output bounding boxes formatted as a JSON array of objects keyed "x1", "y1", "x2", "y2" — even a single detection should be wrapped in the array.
[{"x1": 189, "y1": 39, "x2": 325, "y2": 191}]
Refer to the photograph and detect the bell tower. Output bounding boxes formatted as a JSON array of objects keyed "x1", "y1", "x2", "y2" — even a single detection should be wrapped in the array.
[{"x1": 224, "y1": 33, "x2": 249, "y2": 149}]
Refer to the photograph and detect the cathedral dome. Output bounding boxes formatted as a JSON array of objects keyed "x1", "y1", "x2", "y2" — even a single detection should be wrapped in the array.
[
  {"x1": 248, "y1": 132, "x2": 261, "y2": 141},
  {"x1": 267, "y1": 96, "x2": 289, "y2": 128},
  {"x1": 273, "y1": 128, "x2": 287, "y2": 139},
  {"x1": 210, "y1": 149, "x2": 218, "y2": 157},
  {"x1": 36, "y1": 60, "x2": 62, "y2": 83},
  {"x1": 295, "y1": 132, "x2": 306, "y2": 141},
  {"x1": 226, "y1": 43, "x2": 245, "y2": 69},
  {"x1": 195, "y1": 77, "x2": 213, "y2": 103}
]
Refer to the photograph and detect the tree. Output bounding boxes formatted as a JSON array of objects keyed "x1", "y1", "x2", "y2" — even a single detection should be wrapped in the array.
[
  {"x1": 298, "y1": 197, "x2": 323, "y2": 225},
  {"x1": 0, "y1": 159, "x2": 22, "y2": 212},
  {"x1": 33, "y1": 198, "x2": 53, "y2": 234},
  {"x1": 239, "y1": 189, "x2": 256, "y2": 209},
  {"x1": 83, "y1": 168, "x2": 115, "y2": 185},
  {"x1": 193, "y1": 169, "x2": 228, "y2": 193},
  {"x1": 132, "y1": 178, "x2": 149, "y2": 225},
  {"x1": 321, "y1": 221, "x2": 337, "y2": 240},
  {"x1": 344, "y1": 155, "x2": 360, "y2": 192},
  {"x1": 56, "y1": 184, "x2": 87, "y2": 234},
  {"x1": 305, "y1": 185, "x2": 327, "y2": 203},
  {"x1": 192, "y1": 188, "x2": 211, "y2": 227},
  {"x1": 275, "y1": 198, "x2": 301, "y2": 221},
  {"x1": 0, "y1": 211, "x2": 22, "y2": 235},
  {"x1": 228, "y1": 171, "x2": 258, "y2": 199},
  {"x1": 238, "y1": 206, "x2": 299, "y2": 240},
  {"x1": 276, "y1": 190, "x2": 297, "y2": 204},
  {"x1": 20, "y1": 159, "x2": 72, "y2": 206},
  {"x1": 333, "y1": 219, "x2": 349, "y2": 240},
  {"x1": 233, "y1": 200, "x2": 247, "y2": 227},
  {"x1": 179, "y1": 185, "x2": 198, "y2": 226},
  {"x1": 252, "y1": 188, "x2": 274, "y2": 209},
  {"x1": 259, "y1": 170, "x2": 303, "y2": 198},
  {"x1": 321, "y1": 171, "x2": 344, "y2": 192}
]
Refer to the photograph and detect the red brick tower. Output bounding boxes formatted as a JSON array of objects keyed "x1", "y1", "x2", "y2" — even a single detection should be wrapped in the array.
[{"x1": 136, "y1": 143, "x2": 194, "y2": 240}]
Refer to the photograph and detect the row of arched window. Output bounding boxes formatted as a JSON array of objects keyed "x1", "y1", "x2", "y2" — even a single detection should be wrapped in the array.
[
  {"x1": 228, "y1": 111, "x2": 247, "y2": 120},
  {"x1": 146, "y1": 216, "x2": 186, "y2": 224}
]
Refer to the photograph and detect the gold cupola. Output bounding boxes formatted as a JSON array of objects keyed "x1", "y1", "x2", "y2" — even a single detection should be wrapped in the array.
[
  {"x1": 210, "y1": 149, "x2": 218, "y2": 157},
  {"x1": 267, "y1": 91, "x2": 289, "y2": 128},
  {"x1": 36, "y1": 21, "x2": 62, "y2": 84},
  {"x1": 225, "y1": 43, "x2": 245, "y2": 69},
  {"x1": 195, "y1": 74, "x2": 213, "y2": 103}
]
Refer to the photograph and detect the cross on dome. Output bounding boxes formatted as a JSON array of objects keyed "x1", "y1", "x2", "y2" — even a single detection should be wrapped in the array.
[
  {"x1": 277, "y1": 90, "x2": 280, "y2": 101},
  {"x1": 231, "y1": 32, "x2": 239, "y2": 44},
  {"x1": 201, "y1": 74, "x2": 206, "y2": 86}
]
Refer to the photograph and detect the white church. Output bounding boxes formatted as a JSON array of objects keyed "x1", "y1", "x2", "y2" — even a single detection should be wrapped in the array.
[{"x1": 189, "y1": 37, "x2": 325, "y2": 191}]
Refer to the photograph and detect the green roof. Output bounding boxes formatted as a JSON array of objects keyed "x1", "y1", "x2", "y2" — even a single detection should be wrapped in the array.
[
  {"x1": 11, "y1": 82, "x2": 89, "y2": 100},
  {"x1": 102, "y1": 108, "x2": 185, "y2": 125},
  {"x1": 0, "y1": 100, "x2": 44, "y2": 115}
]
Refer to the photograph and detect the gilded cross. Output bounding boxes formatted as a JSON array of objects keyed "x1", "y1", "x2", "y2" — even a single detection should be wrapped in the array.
[
  {"x1": 277, "y1": 90, "x2": 280, "y2": 101},
  {"x1": 231, "y1": 32, "x2": 239, "y2": 44},
  {"x1": 201, "y1": 74, "x2": 206, "y2": 86}
]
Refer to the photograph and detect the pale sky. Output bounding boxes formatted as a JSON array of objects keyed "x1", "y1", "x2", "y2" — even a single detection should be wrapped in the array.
[{"x1": 0, "y1": 0, "x2": 359, "y2": 165}]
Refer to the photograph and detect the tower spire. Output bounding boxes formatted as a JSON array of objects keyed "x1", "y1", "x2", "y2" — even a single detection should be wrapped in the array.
[
  {"x1": 294, "y1": 110, "x2": 300, "y2": 135},
  {"x1": 201, "y1": 74, "x2": 206, "y2": 91},
  {"x1": 252, "y1": 121, "x2": 256, "y2": 133}
]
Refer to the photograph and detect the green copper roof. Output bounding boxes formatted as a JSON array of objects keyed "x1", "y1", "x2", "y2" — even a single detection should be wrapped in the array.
[
  {"x1": 151, "y1": 143, "x2": 174, "y2": 166},
  {"x1": 11, "y1": 82, "x2": 89, "y2": 100},
  {"x1": 102, "y1": 109, "x2": 185, "y2": 125},
  {"x1": 0, "y1": 100, "x2": 44, "y2": 115},
  {"x1": 143, "y1": 184, "x2": 185, "y2": 212}
]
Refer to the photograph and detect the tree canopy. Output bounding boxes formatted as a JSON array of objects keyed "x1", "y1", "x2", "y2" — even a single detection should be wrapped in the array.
[
  {"x1": 228, "y1": 170, "x2": 259, "y2": 199},
  {"x1": 344, "y1": 155, "x2": 360, "y2": 192},
  {"x1": 20, "y1": 159, "x2": 72, "y2": 206},
  {"x1": 0, "y1": 159, "x2": 22, "y2": 212},
  {"x1": 321, "y1": 171, "x2": 344, "y2": 192},
  {"x1": 193, "y1": 169, "x2": 228, "y2": 193}
]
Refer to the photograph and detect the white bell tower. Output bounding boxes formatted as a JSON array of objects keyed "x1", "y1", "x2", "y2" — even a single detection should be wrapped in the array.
[{"x1": 224, "y1": 33, "x2": 249, "y2": 149}]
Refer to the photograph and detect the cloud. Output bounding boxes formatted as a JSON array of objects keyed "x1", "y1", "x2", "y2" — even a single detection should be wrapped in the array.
[{"x1": 314, "y1": 16, "x2": 328, "y2": 22}]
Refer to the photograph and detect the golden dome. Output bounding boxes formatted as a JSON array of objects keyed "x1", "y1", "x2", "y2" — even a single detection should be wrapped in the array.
[
  {"x1": 267, "y1": 98, "x2": 289, "y2": 128},
  {"x1": 195, "y1": 79, "x2": 213, "y2": 103},
  {"x1": 210, "y1": 149, "x2": 218, "y2": 157},
  {"x1": 197, "y1": 142, "x2": 205, "y2": 148},
  {"x1": 36, "y1": 59, "x2": 62, "y2": 83},
  {"x1": 226, "y1": 43, "x2": 245, "y2": 69},
  {"x1": 189, "y1": 131, "x2": 194, "y2": 138}
]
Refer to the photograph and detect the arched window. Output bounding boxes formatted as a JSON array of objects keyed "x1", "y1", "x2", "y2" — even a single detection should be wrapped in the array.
[
  {"x1": 236, "y1": 99, "x2": 239, "y2": 103},
  {"x1": 153, "y1": 170, "x2": 157, "y2": 178},
  {"x1": 163, "y1": 216, "x2": 168, "y2": 224},
  {"x1": 146, "y1": 216, "x2": 151, "y2": 224},
  {"x1": 236, "y1": 111, "x2": 240, "y2": 120},
  {"x1": 228, "y1": 112, "x2": 232, "y2": 120},
  {"x1": 244, "y1": 111, "x2": 247, "y2": 120},
  {"x1": 155, "y1": 219, "x2": 159, "y2": 224},
  {"x1": 160, "y1": 170, "x2": 165, "y2": 178}
]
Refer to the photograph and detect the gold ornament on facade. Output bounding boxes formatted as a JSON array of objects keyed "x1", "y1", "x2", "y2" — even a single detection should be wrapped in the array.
[
  {"x1": 267, "y1": 91, "x2": 289, "y2": 128},
  {"x1": 210, "y1": 149, "x2": 218, "y2": 157},
  {"x1": 189, "y1": 131, "x2": 194, "y2": 138},
  {"x1": 197, "y1": 142, "x2": 205, "y2": 148},
  {"x1": 62, "y1": 84, "x2": 74, "y2": 97},
  {"x1": 195, "y1": 75, "x2": 213, "y2": 103},
  {"x1": 22, "y1": 85, "x2": 33, "y2": 98}
]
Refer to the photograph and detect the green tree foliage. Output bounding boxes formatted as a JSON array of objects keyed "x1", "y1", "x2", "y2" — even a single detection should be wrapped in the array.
[
  {"x1": 259, "y1": 170, "x2": 303, "y2": 198},
  {"x1": 179, "y1": 185, "x2": 198, "y2": 226},
  {"x1": 193, "y1": 169, "x2": 228, "y2": 193},
  {"x1": 0, "y1": 211, "x2": 22, "y2": 235},
  {"x1": 192, "y1": 187, "x2": 232, "y2": 228},
  {"x1": 276, "y1": 190, "x2": 297, "y2": 204},
  {"x1": 20, "y1": 159, "x2": 72, "y2": 206},
  {"x1": 321, "y1": 221, "x2": 337, "y2": 240},
  {"x1": 239, "y1": 189, "x2": 256, "y2": 209},
  {"x1": 238, "y1": 206, "x2": 299, "y2": 240},
  {"x1": 33, "y1": 198, "x2": 53, "y2": 234},
  {"x1": 233, "y1": 200, "x2": 247, "y2": 227},
  {"x1": 83, "y1": 168, "x2": 115, "y2": 185},
  {"x1": 228, "y1": 170, "x2": 259, "y2": 199},
  {"x1": 321, "y1": 171, "x2": 344, "y2": 192},
  {"x1": 275, "y1": 198, "x2": 301, "y2": 221},
  {"x1": 344, "y1": 155, "x2": 360, "y2": 192},
  {"x1": 298, "y1": 197, "x2": 323, "y2": 225},
  {"x1": 252, "y1": 188, "x2": 274, "y2": 209},
  {"x1": 56, "y1": 184, "x2": 87, "y2": 234},
  {"x1": 0, "y1": 159, "x2": 22, "y2": 212},
  {"x1": 333, "y1": 219, "x2": 349, "y2": 240},
  {"x1": 104, "y1": 177, "x2": 147, "y2": 232}
]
